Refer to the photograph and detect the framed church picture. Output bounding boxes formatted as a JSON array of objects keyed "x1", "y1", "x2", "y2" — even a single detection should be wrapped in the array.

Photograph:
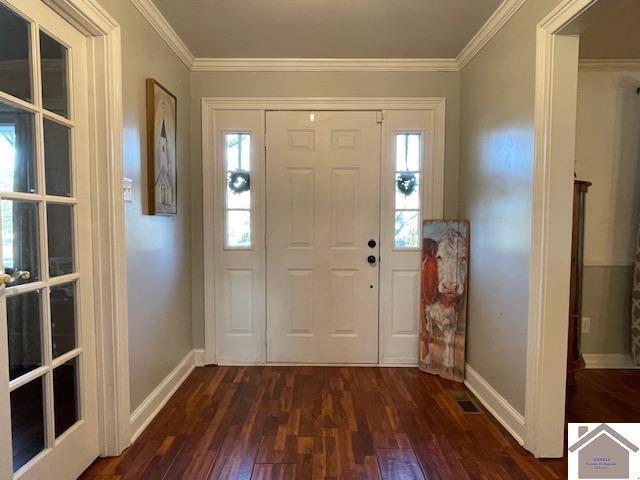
[{"x1": 146, "y1": 78, "x2": 177, "y2": 215}]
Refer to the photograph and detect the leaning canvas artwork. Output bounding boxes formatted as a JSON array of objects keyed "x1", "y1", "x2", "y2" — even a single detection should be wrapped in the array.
[
  {"x1": 419, "y1": 220, "x2": 470, "y2": 382},
  {"x1": 146, "y1": 78, "x2": 177, "y2": 215}
]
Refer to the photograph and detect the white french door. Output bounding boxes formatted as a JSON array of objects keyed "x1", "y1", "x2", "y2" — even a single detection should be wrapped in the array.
[
  {"x1": 0, "y1": 1, "x2": 98, "y2": 479},
  {"x1": 265, "y1": 111, "x2": 381, "y2": 363}
]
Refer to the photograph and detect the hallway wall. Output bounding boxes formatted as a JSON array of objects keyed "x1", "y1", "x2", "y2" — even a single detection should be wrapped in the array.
[
  {"x1": 575, "y1": 68, "x2": 640, "y2": 356},
  {"x1": 458, "y1": 0, "x2": 563, "y2": 415},
  {"x1": 96, "y1": 0, "x2": 193, "y2": 411},
  {"x1": 188, "y1": 71, "x2": 461, "y2": 348}
]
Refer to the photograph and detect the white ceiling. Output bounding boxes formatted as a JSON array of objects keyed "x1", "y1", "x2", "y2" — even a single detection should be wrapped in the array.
[
  {"x1": 564, "y1": 0, "x2": 640, "y2": 59},
  {"x1": 151, "y1": 0, "x2": 502, "y2": 59}
]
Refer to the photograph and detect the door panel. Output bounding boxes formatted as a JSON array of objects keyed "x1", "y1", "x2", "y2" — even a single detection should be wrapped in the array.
[
  {"x1": 266, "y1": 111, "x2": 380, "y2": 363},
  {"x1": 212, "y1": 110, "x2": 266, "y2": 364},
  {"x1": 0, "y1": 0, "x2": 97, "y2": 478},
  {"x1": 379, "y1": 110, "x2": 435, "y2": 364}
]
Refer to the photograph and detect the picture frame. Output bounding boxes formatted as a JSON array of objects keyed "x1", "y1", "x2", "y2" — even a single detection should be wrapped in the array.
[{"x1": 146, "y1": 78, "x2": 177, "y2": 215}]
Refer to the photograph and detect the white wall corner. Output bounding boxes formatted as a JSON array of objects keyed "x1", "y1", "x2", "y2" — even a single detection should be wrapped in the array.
[
  {"x1": 464, "y1": 364, "x2": 525, "y2": 445},
  {"x1": 129, "y1": 349, "x2": 197, "y2": 443},
  {"x1": 456, "y1": 0, "x2": 527, "y2": 70},
  {"x1": 130, "y1": 0, "x2": 195, "y2": 68}
]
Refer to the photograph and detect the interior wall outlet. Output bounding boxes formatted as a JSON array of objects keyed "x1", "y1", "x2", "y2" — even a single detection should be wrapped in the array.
[
  {"x1": 581, "y1": 317, "x2": 591, "y2": 334},
  {"x1": 123, "y1": 177, "x2": 133, "y2": 203}
]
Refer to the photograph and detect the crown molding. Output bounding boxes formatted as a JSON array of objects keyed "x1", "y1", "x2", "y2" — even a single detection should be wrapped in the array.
[
  {"x1": 456, "y1": 0, "x2": 527, "y2": 70},
  {"x1": 130, "y1": 0, "x2": 194, "y2": 68},
  {"x1": 191, "y1": 57, "x2": 459, "y2": 72},
  {"x1": 578, "y1": 59, "x2": 640, "y2": 71}
]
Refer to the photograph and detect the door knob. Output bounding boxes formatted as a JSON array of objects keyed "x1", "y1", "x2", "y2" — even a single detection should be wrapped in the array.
[
  {"x1": 0, "y1": 270, "x2": 30, "y2": 285},
  {"x1": 367, "y1": 255, "x2": 376, "y2": 264},
  {"x1": 368, "y1": 239, "x2": 376, "y2": 248}
]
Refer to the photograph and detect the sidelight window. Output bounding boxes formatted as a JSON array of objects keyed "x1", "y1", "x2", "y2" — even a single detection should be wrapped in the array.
[
  {"x1": 394, "y1": 133, "x2": 422, "y2": 248},
  {"x1": 224, "y1": 132, "x2": 252, "y2": 248}
]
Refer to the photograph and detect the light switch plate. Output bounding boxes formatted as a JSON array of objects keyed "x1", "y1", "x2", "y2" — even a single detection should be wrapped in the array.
[
  {"x1": 581, "y1": 317, "x2": 591, "y2": 334},
  {"x1": 123, "y1": 177, "x2": 133, "y2": 203}
]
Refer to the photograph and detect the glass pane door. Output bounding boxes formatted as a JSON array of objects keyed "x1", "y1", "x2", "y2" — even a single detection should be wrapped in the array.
[{"x1": 0, "y1": 1, "x2": 97, "y2": 479}]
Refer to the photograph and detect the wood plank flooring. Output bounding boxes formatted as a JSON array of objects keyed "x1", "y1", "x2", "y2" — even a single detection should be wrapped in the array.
[
  {"x1": 79, "y1": 366, "x2": 639, "y2": 480},
  {"x1": 566, "y1": 368, "x2": 640, "y2": 423}
]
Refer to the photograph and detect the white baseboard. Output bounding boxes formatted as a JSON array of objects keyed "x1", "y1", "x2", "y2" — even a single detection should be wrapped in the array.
[
  {"x1": 583, "y1": 353, "x2": 639, "y2": 369},
  {"x1": 194, "y1": 348, "x2": 206, "y2": 367},
  {"x1": 464, "y1": 363, "x2": 525, "y2": 445},
  {"x1": 129, "y1": 349, "x2": 197, "y2": 443}
]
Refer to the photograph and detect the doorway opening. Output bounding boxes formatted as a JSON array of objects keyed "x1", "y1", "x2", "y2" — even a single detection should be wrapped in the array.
[{"x1": 526, "y1": 0, "x2": 640, "y2": 458}]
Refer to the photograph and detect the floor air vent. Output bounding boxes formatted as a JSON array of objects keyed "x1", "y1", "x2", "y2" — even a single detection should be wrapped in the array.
[{"x1": 448, "y1": 389, "x2": 482, "y2": 414}]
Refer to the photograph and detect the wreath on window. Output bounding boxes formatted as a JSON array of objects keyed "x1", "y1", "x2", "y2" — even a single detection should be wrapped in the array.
[
  {"x1": 397, "y1": 172, "x2": 417, "y2": 196},
  {"x1": 228, "y1": 171, "x2": 251, "y2": 194}
]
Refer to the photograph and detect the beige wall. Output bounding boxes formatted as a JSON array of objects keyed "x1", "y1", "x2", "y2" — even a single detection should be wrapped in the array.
[
  {"x1": 189, "y1": 71, "x2": 461, "y2": 347},
  {"x1": 575, "y1": 69, "x2": 640, "y2": 356},
  {"x1": 96, "y1": 0, "x2": 193, "y2": 411},
  {"x1": 582, "y1": 266, "x2": 633, "y2": 355},
  {"x1": 576, "y1": 70, "x2": 640, "y2": 267},
  {"x1": 458, "y1": 0, "x2": 562, "y2": 415}
]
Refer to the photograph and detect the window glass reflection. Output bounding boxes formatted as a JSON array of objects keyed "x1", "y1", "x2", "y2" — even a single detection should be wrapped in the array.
[
  {"x1": 50, "y1": 283, "x2": 76, "y2": 358},
  {"x1": 53, "y1": 356, "x2": 79, "y2": 437},
  {"x1": 1, "y1": 200, "x2": 40, "y2": 285},
  {"x1": 7, "y1": 291, "x2": 42, "y2": 380},
  {"x1": 40, "y1": 31, "x2": 69, "y2": 118},
  {"x1": 0, "y1": 102, "x2": 37, "y2": 193},
  {"x1": 0, "y1": 3, "x2": 32, "y2": 102},
  {"x1": 47, "y1": 204, "x2": 74, "y2": 276},
  {"x1": 11, "y1": 377, "x2": 45, "y2": 472},
  {"x1": 44, "y1": 119, "x2": 72, "y2": 196}
]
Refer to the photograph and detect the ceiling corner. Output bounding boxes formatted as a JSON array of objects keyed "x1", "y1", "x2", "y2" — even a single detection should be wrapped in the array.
[{"x1": 130, "y1": 0, "x2": 195, "y2": 69}]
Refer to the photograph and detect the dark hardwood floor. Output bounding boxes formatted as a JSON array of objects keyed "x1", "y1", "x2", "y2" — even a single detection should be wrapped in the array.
[
  {"x1": 566, "y1": 368, "x2": 640, "y2": 423},
  {"x1": 79, "y1": 366, "x2": 640, "y2": 480}
]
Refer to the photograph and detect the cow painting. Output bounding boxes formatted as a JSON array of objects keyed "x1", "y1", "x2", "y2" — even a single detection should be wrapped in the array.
[{"x1": 419, "y1": 220, "x2": 469, "y2": 382}]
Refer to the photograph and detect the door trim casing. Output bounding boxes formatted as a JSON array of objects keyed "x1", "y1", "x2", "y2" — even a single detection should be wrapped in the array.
[
  {"x1": 525, "y1": 0, "x2": 598, "y2": 458},
  {"x1": 202, "y1": 97, "x2": 446, "y2": 366},
  {"x1": 40, "y1": 0, "x2": 130, "y2": 457}
]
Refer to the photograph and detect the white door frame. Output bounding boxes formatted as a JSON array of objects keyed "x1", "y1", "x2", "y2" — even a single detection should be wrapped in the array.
[
  {"x1": 202, "y1": 97, "x2": 446, "y2": 366},
  {"x1": 525, "y1": 0, "x2": 598, "y2": 458},
  {"x1": 38, "y1": 0, "x2": 130, "y2": 457}
]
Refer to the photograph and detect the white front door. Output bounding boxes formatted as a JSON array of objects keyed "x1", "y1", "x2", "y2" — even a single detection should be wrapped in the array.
[
  {"x1": 266, "y1": 111, "x2": 381, "y2": 363},
  {"x1": 0, "y1": 0, "x2": 98, "y2": 478}
]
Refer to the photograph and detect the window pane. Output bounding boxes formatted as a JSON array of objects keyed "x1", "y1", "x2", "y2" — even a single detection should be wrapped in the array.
[
  {"x1": 0, "y1": 102, "x2": 37, "y2": 193},
  {"x1": 395, "y1": 210, "x2": 420, "y2": 249},
  {"x1": 50, "y1": 283, "x2": 76, "y2": 359},
  {"x1": 7, "y1": 291, "x2": 42, "y2": 380},
  {"x1": 44, "y1": 119, "x2": 71, "y2": 196},
  {"x1": 47, "y1": 204, "x2": 74, "y2": 276},
  {"x1": 396, "y1": 133, "x2": 420, "y2": 171},
  {"x1": 40, "y1": 31, "x2": 68, "y2": 118},
  {"x1": 53, "y1": 356, "x2": 79, "y2": 438},
  {"x1": 1, "y1": 200, "x2": 40, "y2": 284},
  {"x1": 225, "y1": 133, "x2": 251, "y2": 171},
  {"x1": 395, "y1": 173, "x2": 420, "y2": 210},
  {"x1": 11, "y1": 377, "x2": 45, "y2": 473},
  {"x1": 225, "y1": 133, "x2": 240, "y2": 171},
  {"x1": 226, "y1": 172, "x2": 250, "y2": 209},
  {"x1": 226, "y1": 210, "x2": 251, "y2": 248},
  {"x1": 240, "y1": 133, "x2": 251, "y2": 170},
  {"x1": 0, "y1": 3, "x2": 31, "y2": 102}
]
